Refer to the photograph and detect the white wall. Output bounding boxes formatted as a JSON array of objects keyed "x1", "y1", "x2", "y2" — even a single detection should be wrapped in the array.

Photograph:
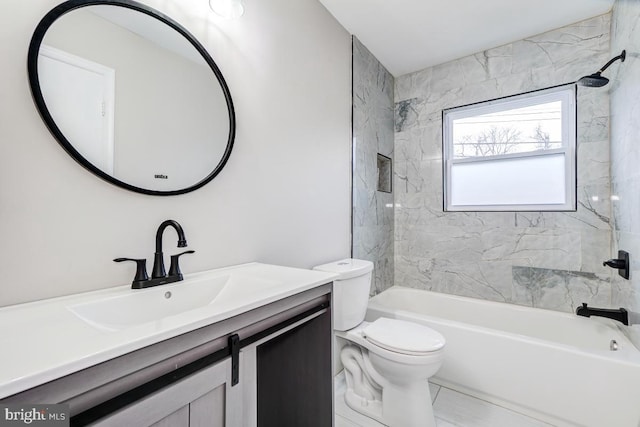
[{"x1": 0, "y1": 0, "x2": 351, "y2": 306}]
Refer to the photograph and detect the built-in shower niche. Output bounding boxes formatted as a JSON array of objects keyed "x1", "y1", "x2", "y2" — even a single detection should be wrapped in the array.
[{"x1": 377, "y1": 153, "x2": 392, "y2": 193}]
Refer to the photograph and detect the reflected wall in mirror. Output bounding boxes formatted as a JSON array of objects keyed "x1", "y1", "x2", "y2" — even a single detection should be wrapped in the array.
[{"x1": 28, "y1": 0, "x2": 235, "y2": 195}]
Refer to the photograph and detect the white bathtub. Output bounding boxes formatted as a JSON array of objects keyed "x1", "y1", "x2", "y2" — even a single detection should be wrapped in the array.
[{"x1": 365, "y1": 287, "x2": 640, "y2": 427}]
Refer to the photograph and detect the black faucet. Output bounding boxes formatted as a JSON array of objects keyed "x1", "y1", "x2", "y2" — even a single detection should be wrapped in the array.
[
  {"x1": 576, "y1": 303, "x2": 629, "y2": 326},
  {"x1": 152, "y1": 220, "x2": 187, "y2": 279},
  {"x1": 114, "y1": 220, "x2": 195, "y2": 289}
]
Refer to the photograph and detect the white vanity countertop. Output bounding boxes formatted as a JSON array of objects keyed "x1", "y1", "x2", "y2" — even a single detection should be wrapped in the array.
[{"x1": 0, "y1": 262, "x2": 337, "y2": 399}]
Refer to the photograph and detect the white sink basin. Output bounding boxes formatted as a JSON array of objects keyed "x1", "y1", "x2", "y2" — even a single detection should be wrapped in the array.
[
  {"x1": 68, "y1": 273, "x2": 283, "y2": 331},
  {"x1": 0, "y1": 262, "x2": 339, "y2": 400}
]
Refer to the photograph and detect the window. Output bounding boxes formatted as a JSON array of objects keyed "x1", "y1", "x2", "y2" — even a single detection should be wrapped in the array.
[{"x1": 442, "y1": 85, "x2": 576, "y2": 211}]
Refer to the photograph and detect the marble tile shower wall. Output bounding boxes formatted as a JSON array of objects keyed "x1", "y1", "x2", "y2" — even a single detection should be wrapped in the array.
[
  {"x1": 610, "y1": 0, "x2": 640, "y2": 341},
  {"x1": 352, "y1": 37, "x2": 395, "y2": 295},
  {"x1": 393, "y1": 14, "x2": 614, "y2": 312}
]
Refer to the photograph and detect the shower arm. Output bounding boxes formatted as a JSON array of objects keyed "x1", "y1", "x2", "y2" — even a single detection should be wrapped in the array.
[{"x1": 596, "y1": 50, "x2": 626, "y2": 74}]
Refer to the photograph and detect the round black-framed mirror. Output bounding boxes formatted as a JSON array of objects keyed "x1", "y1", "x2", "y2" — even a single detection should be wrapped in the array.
[{"x1": 28, "y1": 0, "x2": 236, "y2": 196}]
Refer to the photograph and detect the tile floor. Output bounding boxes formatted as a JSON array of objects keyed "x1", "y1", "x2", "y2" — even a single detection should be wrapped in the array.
[{"x1": 334, "y1": 373, "x2": 554, "y2": 427}]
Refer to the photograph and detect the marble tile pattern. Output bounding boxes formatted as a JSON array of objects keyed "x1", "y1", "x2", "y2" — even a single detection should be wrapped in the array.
[
  {"x1": 610, "y1": 0, "x2": 640, "y2": 347},
  {"x1": 352, "y1": 37, "x2": 395, "y2": 295},
  {"x1": 394, "y1": 15, "x2": 614, "y2": 310},
  {"x1": 512, "y1": 266, "x2": 611, "y2": 313}
]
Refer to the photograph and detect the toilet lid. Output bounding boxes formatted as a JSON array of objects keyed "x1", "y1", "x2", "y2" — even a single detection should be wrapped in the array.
[{"x1": 363, "y1": 318, "x2": 445, "y2": 355}]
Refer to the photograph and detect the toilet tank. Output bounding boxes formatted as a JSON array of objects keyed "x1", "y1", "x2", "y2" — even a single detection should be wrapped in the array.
[{"x1": 313, "y1": 259, "x2": 374, "y2": 331}]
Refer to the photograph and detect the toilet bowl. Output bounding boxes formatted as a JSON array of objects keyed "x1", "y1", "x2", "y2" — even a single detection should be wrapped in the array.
[{"x1": 314, "y1": 259, "x2": 446, "y2": 427}]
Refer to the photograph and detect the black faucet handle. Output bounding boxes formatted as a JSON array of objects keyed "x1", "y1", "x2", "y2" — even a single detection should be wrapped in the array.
[
  {"x1": 602, "y1": 250, "x2": 630, "y2": 280},
  {"x1": 168, "y1": 250, "x2": 195, "y2": 278},
  {"x1": 603, "y1": 259, "x2": 626, "y2": 268},
  {"x1": 114, "y1": 258, "x2": 149, "y2": 285}
]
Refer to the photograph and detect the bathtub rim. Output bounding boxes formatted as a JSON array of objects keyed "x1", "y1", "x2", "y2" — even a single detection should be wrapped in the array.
[{"x1": 367, "y1": 286, "x2": 640, "y2": 365}]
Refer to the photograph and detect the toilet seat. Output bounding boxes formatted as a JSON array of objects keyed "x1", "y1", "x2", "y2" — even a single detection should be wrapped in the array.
[
  {"x1": 337, "y1": 320, "x2": 445, "y2": 365},
  {"x1": 363, "y1": 318, "x2": 445, "y2": 356}
]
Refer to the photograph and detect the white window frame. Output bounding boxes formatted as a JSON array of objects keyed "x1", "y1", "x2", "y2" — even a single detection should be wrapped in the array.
[{"x1": 442, "y1": 85, "x2": 577, "y2": 212}]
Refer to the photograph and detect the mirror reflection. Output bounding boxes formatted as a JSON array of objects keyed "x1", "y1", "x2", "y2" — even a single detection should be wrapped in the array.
[{"x1": 32, "y1": 3, "x2": 234, "y2": 194}]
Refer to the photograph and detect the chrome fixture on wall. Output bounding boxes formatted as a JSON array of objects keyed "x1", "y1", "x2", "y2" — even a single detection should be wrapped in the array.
[{"x1": 576, "y1": 50, "x2": 626, "y2": 87}]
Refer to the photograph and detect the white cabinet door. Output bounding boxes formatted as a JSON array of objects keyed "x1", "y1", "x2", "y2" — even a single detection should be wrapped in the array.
[
  {"x1": 189, "y1": 384, "x2": 226, "y2": 427},
  {"x1": 150, "y1": 406, "x2": 189, "y2": 427},
  {"x1": 90, "y1": 357, "x2": 242, "y2": 427}
]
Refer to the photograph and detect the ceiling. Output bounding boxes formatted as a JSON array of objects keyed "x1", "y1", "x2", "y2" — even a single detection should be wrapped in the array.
[
  {"x1": 318, "y1": 0, "x2": 615, "y2": 77},
  {"x1": 89, "y1": 6, "x2": 206, "y2": 65}
]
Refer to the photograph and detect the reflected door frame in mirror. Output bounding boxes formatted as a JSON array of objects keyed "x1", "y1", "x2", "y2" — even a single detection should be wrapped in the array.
[{"x1": 28, "y1": 0, "x2": 236, "y2": 196}]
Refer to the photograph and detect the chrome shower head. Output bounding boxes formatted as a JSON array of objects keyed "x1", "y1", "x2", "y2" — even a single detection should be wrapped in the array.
[{"x1": 577, "y1": 50, "x2": 626, "y2": 87}]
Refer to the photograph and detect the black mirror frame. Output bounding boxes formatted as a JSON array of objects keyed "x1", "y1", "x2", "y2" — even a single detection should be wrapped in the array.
[{"x1": 27, "y1": 0, "x2": 236, "y2": 196}]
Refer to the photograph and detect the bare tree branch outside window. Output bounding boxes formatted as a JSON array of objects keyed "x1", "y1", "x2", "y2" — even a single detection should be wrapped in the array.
[
  {"x1": 532, "y1": 123, "x2": 551, "y2": 150},
  {"x1": 455, "y1": 125, "x2": 522, "y2": 157}
]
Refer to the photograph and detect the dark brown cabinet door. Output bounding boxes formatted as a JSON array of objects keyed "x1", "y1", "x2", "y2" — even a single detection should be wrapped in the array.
[{"x1": 257, "y1": 310, "x2": 332, "y2": 427}]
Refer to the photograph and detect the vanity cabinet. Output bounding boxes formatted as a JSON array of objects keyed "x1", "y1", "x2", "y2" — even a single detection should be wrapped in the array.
[
  {"x1": 91, "y1": 357, "x2": 239, "y2": 427},
  {"x1": 2, "y1": 284, "x2": 332, "y2": 427}
]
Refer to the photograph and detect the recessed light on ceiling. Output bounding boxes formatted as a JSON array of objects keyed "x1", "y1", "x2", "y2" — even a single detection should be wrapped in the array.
[{"x1": 209, "y1": 0, "x2": 245, "y2": 19}]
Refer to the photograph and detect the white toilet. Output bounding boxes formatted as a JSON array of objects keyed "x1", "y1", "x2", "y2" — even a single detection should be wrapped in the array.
[{"x1": 314, "y1": 259, "x2": 445, "y2": 427}]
